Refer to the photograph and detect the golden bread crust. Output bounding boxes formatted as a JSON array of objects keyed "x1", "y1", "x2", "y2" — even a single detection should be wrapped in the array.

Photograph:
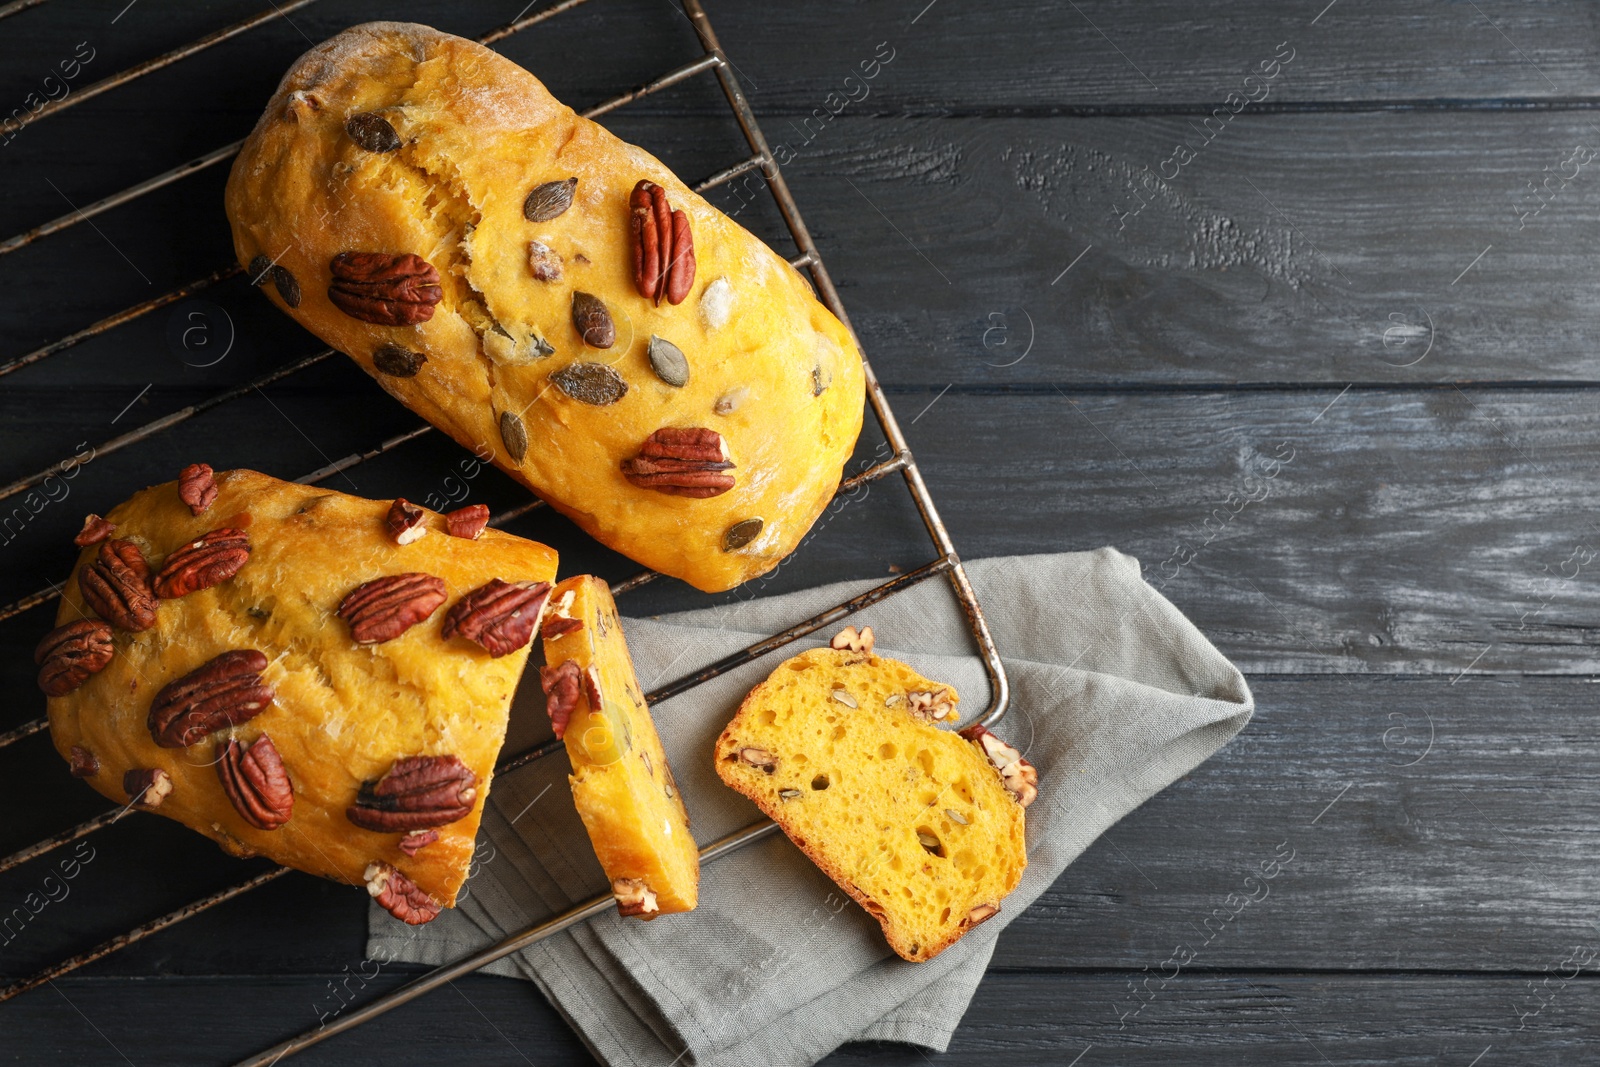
[
  {"x1": 45, "y1": 469, "x2": 557, "y2": 907},
  {"x1": 224, "y1": 22, "x2": 865, "y2": 593}
]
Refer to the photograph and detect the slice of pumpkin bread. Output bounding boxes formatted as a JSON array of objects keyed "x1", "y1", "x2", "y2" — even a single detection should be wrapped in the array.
[
  {"x1": 715, "y1": 626, "x2": 1034, "y2": 961},
  {"x1": 540, "y1": 576, "x2": 699, "y2": 918}
]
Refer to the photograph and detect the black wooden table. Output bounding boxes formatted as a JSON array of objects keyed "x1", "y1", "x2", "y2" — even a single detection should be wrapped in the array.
[{"x1": 4, "y1": 2, "x2": 1598, "y2": 1063}]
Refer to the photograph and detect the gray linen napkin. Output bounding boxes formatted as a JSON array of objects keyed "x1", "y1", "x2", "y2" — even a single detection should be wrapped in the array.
[{"x1": 369, "y1": 550, "x2": 1253, "y2": 1065}]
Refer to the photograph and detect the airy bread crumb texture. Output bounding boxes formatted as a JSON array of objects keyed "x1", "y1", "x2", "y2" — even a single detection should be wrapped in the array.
[{"x1": 715, "y1": 646, "x2": 1027, "y2": 962}]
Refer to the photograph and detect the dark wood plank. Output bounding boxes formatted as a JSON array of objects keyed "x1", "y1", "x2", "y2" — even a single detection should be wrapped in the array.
[
  {"x1": 4, "y1": 672, "x2": 1596, "y2": 980},
  {"x1": 896, "y1": 971, "x2": 1595, "y2": 1065},
  {"x1": 11, "y1": 112, "x2": 1600, "y2": 392},
  {"x1": 759, "y1": 112, "x2": 1600, "y2": 387},
  {"x1": 1, "y1": 386, "x2": 1593, "y2": 674},
  {"x1": 7, "y1": 0, "x2": 1600, "y2": 126},
  {"x1": 1000, "y1": 675, "x2": 1600, "y2": 971},
  {"x1": 710, "y1": 0, "x2": 1600, "y2": 111},
  {"x1": 894, "y1": 389, "x2": 1600, "y2": 675},
  {"x1": 5, "y1": 970, "x2": 1596, "y2": 1065}
]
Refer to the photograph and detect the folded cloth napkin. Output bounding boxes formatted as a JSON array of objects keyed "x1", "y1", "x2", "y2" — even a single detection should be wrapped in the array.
[{"x1": 369, "y1": 550, "x2": 1253, "y2": 1065}]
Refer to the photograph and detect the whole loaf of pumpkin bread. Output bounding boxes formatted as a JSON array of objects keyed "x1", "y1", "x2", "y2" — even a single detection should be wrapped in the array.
[{"x1": 224, "y1": 22, "x2": 866, "y2": 593}]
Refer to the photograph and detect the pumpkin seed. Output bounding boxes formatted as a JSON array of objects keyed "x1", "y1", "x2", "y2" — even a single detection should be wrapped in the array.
[
  {"x1": 571, "y1": 291, "x2": 615, "y2": 348},
  {"x1": 831, "y1": 689, "x2": 857, "y2": 708},
  {"x1": 551, "y1": 361, "x2": 628, "y2": 405},
  {"x1": 699, "y1": 276, "x2": 733, "y2": 329},
  {"x1": 523, "y1": 177, "x2": 577, "y2": 222},
  {"x1": 740, "y1": 747, "x2": 777, "y2": 772},
  {"x1": 647, "y1": 335, "x2": 689, "y2": 387},
  {"x1": 714, "y1": 387, "x2": 747, "y2": 416},
  {"x1": 499, "y1": 410, "x2": 529, "y2": 463},
  {"x1": 917, "y1": 831, "x2": 941, "y2": 853},
  {"x1": 779, "y1": 788, "x2": 801, "y2": 800},
  {"x1": 722, "y1": 517, "x2": 763, "y2": 551},
  {"x1": 945, "y1": 809, "x2": 969, "y2": 825},
  {"x1": 345, "y1": 112, "x2": 401, "y2": 153},
  {"x1": 271, "y1": 265, "x2": 301, "y2": 308},
  {"x1": 373, "y1": 343, "x2": 427, "y2": 377},
  {"x1": 485, "y1": 321, "x2": 555, "y2": 364},
  {"x1": 884, "y1": 693, "x2": 905, "y2": 707}
]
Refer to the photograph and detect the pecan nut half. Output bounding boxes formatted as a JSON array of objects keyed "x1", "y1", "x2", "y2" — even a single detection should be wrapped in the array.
[
  {"x1": 347, "y1": 754, "x2": 478, "y2": 832},
  {"x1": 539, "y1": 659, "x2": 582, "y2": 739},
  {"x1": 148, "y1": 649, "x2": 273, "y2": 748},
  {"x1": 442, "y1": 579, "x2": 551, "y2": 657},
  {"x1": 178, "y1": 463, "x2": 218, "y2": 515},
  {"x1": 364, "y1": 861, "x2": 441, "y2": 925},
  {"x1": 959, "y1": 724, "x2": 1038, "y2": 808},
  {"x1": 542, "y1": 614, "x2": 582, "y2": 640},
  {"x1": 906, "y1": 688, "x2": 956, "y2": 724},
  {"x1": 68, "y1": 745, "x2": 99, "y2": 777},
  {"x1": 830, "y1": 625, "x2": 875, "y2": 654},
  {"x1": 385, "y1": 498, "x2": 427, "y2": 545},
  {"x1": 35, "y1": 618, "x2": 114, "y2": 696},
  {"x1": 527, "y1": 240, "x2": 563, "y2": 282},
  {"x1": 79, "y1": 538, "x2": 157, "y2": 632},
  {"x1": 337, "y1": 573, "x2": 447, "y2": 644},
  {"x1": 444, "y1": 503, "x2": 489, "y2": 540},
  {"x1": 398, "y1": 829, "x2": 438, "y2": 856},
  {"x1": 621, "y1": 427, "x2": 735, "y2": 498},
  {"x1": 629, "y1": 180, "x2": 695, "y2": 305},
  {"x1": 74, "y1": 513, "x2": 115, "y2": 547},
  {"x1": 123, "y1": 768, "x2": 173, "y2": 809},
  {"x1": 154, "y1": 528, "x2": 251, "y2": 598},
  {"x1": 612, "y1": 877, "x2": 659, "y2": 918},
  {"x1": 217, "y1": 734, "x2": 294, "y2": 830},
  {"x1": 328, "y1": 252, "x2": 443, "y2": 326}
]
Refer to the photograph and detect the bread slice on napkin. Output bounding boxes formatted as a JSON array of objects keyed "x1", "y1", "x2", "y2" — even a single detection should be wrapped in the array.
[
  {"x1": 540, "y1": 575, "x2": 699, "y2": 917},
  {"x1": 714, "y1": 627, "x2": 1034, "y2": 961}
]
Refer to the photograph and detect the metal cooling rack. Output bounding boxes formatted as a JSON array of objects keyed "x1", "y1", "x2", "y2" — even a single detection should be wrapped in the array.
[{"x1": 0, "y1": 0, "x2": 1012, "y2": 1060}]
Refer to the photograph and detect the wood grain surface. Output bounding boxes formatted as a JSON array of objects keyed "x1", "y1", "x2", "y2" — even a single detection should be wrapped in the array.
[{"x1": 2, "y1": 1, "x2": 1597, "y2": 1064}]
